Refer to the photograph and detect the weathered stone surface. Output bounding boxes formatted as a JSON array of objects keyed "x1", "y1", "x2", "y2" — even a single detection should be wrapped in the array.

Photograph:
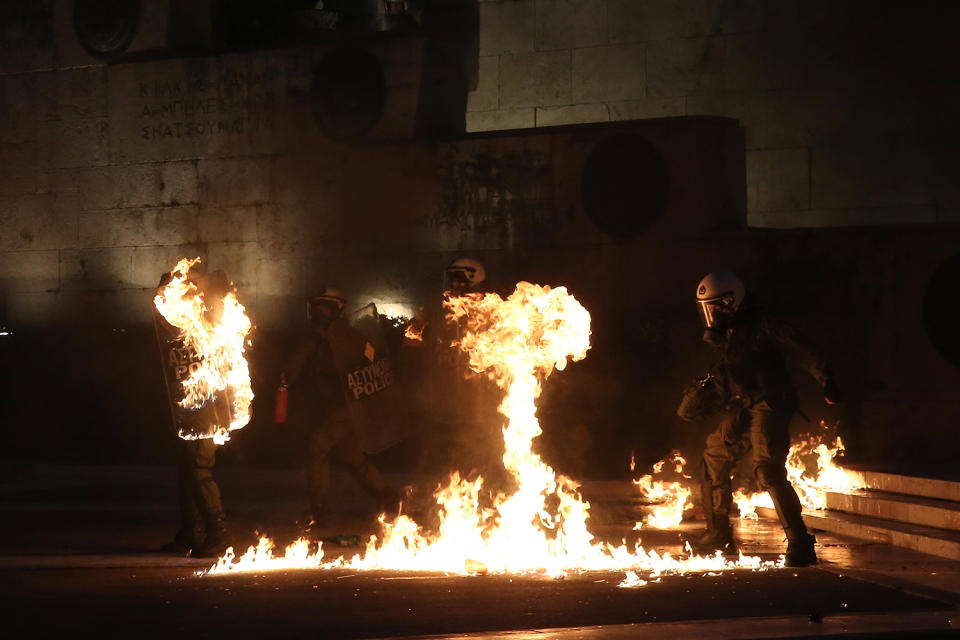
[
  {"x1": 479, "y1": 0, "x2": 535, "y2": 56},
  {"x1": 197, "y1": 206, "x2": 260, "y2": 244},
  {"x1": 256, "y1": 204, "x2": 310, "y2": 255},
  {"x1": 749, "y1": 206, "x2": 939, "y2": 229},
  {"x1": 746, "y1": 148, "x2": 808, "y2": 212},
  {"x1": 536, "y1": 103, "x2": 609, "y2": 127},
  {"x1": 0, "y1": 194, "x2": 69, "y2": 251},
  {"x1": 723, "y1": 31, "x2": 806, "y2": 93},
  {"x1": 607, "y1": 0, "x2": 722, "y2": 44},
  {"x1": 197, "y1": 157, "x2": 271, "y2": 207},
  {"x1": 78, "y1": 206, "x2": 200, "y2": 248},
  {"x1": 256, "y1": 257, "x2": 305, "y2": 328},
  {"x1": 0, "y1": 73, "x2": 41, "y2": 143},
  {"x1": 572, "y1": 44, "x2": 645, "y2": 103},
  {"x1": 812, "y1": 145, "x2": 937, "y2": 210},
  {"x1": 0, "y1": 250, "x2": 59, "y2": 292},
  {"x1": 535, "y1": 0, "x2": 608, "y2": 51},
  {"x1": 609, "y1": 97, "x2": 684, "y2": 121},
  {"x1": 45, "y1": 67, "x2": 109, "y2": 119},
  {"x1": 465, "y1": 108, "x2": 536, "y2": 132},
  {"x1": 107, "y1": 54, "x2": 284, "y2": 163},
  {"x1": 77, "y1": 162, "x2": 198, "y2": 211},
  {"x1": 37, "y1": 117, "x2": 110, "y2": 168},
  {"x1": 499, "y1": 50, "x2": 572, "y2": 108},
  {"x1": 59, "y1": 247, "x2": 134, "y2": 290},
  {"x1": 0, "y1": 143, "x2": 37, "y2": 195},
  {"x1": 646, "y1": 37, "x2": 725, "y2": 98},
  {"x1": 0, "y1": 1, "x2": 54, "y2": 74},
  {"x1": 129, "y1": 244, "x2": 209, "y2": 289},
  {"x1": 207, "y1": 241, "x2": 259, "y2": 295},
  {"x1": 466, "y1": 55, "x2": 500, "y2": 113}
]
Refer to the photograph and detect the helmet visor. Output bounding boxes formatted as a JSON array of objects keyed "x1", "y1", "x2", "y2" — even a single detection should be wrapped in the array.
[
  {"x1": 697, "y1": 296, "x2": 734, "y2": 328},
  {"x1": 445, "y1": 269, "x2": 472, "y2": 292},
  {"x1": 307, "y1": 298, "x2": 342, "y2": 327}
]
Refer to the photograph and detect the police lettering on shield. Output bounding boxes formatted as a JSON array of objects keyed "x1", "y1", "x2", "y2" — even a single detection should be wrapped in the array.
[{"x1": 346, "y1": 359, "x2": 395, "y2": 399}]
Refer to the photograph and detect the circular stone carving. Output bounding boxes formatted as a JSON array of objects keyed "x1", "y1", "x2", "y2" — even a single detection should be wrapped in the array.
[
  {"x1": 311, "y1": 47, "x2": 386, "y2": 143},
  {"x1": 74, "y1": 0, "x2": 140, "y2": 59},
  {"x1": 923, "y1": 252, "x2": 960, "y2": 367},
  {"x1": 580, "y1": 135, "x2": 669, "y2": 238}
]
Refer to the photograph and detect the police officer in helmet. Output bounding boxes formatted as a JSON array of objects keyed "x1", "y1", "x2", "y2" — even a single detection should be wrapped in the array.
[
  {"x1": 680, "y1": 271, "x2": 842, "y2": 567},
  {"x1": 444, "y1": 256, "x2": 487, "y2": 296},
  {"x1": 283, "y1": 287, "x2": 398, "y2": 529}
]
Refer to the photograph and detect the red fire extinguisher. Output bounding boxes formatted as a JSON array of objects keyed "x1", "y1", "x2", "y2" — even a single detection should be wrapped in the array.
[{"x1": 275, "y1": 373, "x2": 289, "y2": 424}]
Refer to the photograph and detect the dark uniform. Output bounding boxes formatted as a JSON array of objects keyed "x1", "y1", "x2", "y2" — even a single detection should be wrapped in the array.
[
  {"x1": 684, "y1": 298, "x2": 839, "y2": 566},
  {"x1": 169, "y1": 438, "x2": 229, "y2": 556},
  {"x1": 284, "y1": 330, "x2": 393, "y2": 526},
  {"x1": 155, "y1": 268, "x2": 231, "y2": 558}
]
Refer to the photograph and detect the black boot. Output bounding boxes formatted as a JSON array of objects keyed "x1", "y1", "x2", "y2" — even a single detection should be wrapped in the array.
[
  {"x1": 193, "y1": 514, "x2": 232, "y2": 558},
  {"x1": 785, "y1": 533, "x2": 817, "y2": 567},
  {"x1": 159, "y1": 528, "x2": 203, "y2": 554}
]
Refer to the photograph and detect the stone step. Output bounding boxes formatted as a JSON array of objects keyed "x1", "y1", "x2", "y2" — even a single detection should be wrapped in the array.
[
  {"x1": 845, "y1": 467, "x2": 960, "y2": 503},
  {"x1": 756, "y1": 506, "x2": 960, "y2": 561},
  {"x1": 825, "y1": 490, "x2": 960, "y2": 532}
]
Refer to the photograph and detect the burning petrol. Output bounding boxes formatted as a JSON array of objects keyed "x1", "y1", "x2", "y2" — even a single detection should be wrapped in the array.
[{"x1": 206, "y1": 282, "x2": 782, "y2": 580}]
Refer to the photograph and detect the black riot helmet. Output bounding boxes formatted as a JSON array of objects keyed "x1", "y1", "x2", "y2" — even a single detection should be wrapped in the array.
[
  {"x1": 307, "y1": 287, "x2": 346, "y2": 330},
  {"x1": 695, "y1": 271, "x2": 745, "y2": 329}
]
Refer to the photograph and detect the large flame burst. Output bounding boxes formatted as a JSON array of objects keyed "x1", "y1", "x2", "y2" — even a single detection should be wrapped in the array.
[
  {"x1": 207, "y1": 283, "x2": 779, "y2": 579},
  {"x1": 734, "y1": 431, "x2": 863, "y2": 519},
  {"x1": 154, "y1": 257, "x2": 254, "y2": 444}
]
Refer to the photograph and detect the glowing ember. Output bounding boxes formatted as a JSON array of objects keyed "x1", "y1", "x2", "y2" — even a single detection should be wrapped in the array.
[
  {"x1": 207, "y1": 282, "x2": 781, "y2": 579},
  {"x1": 154, "y1": 257, "x2": 254, "y2": 444},
  {"x1": 734, "y1": 429, "x2": 862, "y2": 519},
  {"x1": 632, "y1": 451, "x2": 693, "y2": 529}
]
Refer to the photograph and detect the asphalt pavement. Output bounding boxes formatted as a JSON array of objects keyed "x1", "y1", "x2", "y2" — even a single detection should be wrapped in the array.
[{"x1": 1, "y1": 464, "x2": 958, "y2": 639}]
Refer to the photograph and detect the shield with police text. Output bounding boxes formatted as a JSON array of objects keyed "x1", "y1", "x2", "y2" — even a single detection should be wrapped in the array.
[
  {"x1": 326, "y1": 303, "x2": 408, "y2": 453},
  {"x1": 153, "y1": 269, "x2": 237, "y2": 441}
]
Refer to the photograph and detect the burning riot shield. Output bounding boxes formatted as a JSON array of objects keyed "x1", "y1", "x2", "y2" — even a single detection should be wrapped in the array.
[
  {"x1": 153, "y1": 263, "x2": 252, "y2": 442},
  {"x1": 326, "y1": 303, "x2": 408, "y2": 453}
]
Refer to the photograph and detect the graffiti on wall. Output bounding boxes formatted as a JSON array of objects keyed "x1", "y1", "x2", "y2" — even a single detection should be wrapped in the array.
[{"x1": 428, "y1": 147, "x2": 557, "y2": 248}]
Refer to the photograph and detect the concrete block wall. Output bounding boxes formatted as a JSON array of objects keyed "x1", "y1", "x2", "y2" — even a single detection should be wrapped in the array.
[
  {"x1": 1, "y1": 0, "x2": 958, "y2": 330},
  {"x1": 467, "y1": 0, "x2": 960, "y2": 228}
]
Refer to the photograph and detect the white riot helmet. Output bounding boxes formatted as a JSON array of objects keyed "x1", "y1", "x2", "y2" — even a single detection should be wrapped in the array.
[
  {"x1": 696, "y1": 271, "x2": 745, "y2": 328},
  {"x1": 445, "y1": 257, "x2": 486, "y2": 292},
  {"x1": 308, "y1": 286, "x2": 346, "y2": 327}
]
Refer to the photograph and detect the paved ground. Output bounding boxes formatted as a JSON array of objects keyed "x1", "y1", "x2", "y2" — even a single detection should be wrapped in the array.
[{"x1": 1, "y1": 464, "x2": 958, "y2": 639}]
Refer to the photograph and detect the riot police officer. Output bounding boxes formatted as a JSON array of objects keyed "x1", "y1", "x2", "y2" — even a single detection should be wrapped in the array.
[
  {"x1": 680, "y1": 271, "x2": 842, "y2": 567},
  {"x1": 283, "y1": 287, "x2": 398, "y2": 529}
]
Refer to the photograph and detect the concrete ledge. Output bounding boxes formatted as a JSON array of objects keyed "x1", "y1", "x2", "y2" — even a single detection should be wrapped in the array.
[
  {"x1": 827, "y1": 490, "x2": 960, "y2": 532},
  {"x1": 758, "y1": 507, "x2": 960, "y2": 562},
  {"x1": 852, "y1": 469, "x2": 960, "y2": 503}
]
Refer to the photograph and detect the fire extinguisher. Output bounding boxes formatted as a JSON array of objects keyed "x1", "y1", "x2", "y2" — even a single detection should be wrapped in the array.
[{"x1": 275, "y1": 373, "x2": 289, "y2": 424}]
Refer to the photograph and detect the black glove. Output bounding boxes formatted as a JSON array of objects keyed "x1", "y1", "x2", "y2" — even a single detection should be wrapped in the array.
[{"x1": 823, "y1": 377, "x2": 843, "y2": 405}]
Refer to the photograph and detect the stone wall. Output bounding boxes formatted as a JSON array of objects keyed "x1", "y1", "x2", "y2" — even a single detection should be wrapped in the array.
[
  {"x1": 467, "y1": 0, "x2": 960, "y2": 228},
  {"x1": 1, "y1": 1, "x2": 958, "y2": 467}
]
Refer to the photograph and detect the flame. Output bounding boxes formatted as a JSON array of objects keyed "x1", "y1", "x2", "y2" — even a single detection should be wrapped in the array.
[
  {"x1": 632, "y1": 451, "x2": 693, "y2": 529},
  {"x1": 153, "y1": 257, "x2": 254, "y2": 444},
  {"x1": 207, "y1": 282, "x2": 781, "y2": 579},
  {"x1": 734, "y1": 429, "x2": 863, "y2": 519},
  {"x1": 404, "y1": 322, "x2": 425, "y2": 342}
]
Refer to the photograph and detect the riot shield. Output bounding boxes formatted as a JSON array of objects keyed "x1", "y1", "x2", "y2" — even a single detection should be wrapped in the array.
[
  {"x1": 326, "y1": 303, "x2": 409, "y2": 453},
  {"x1": 152, "y1": 267, "x2": 242, "y2": 442}
]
